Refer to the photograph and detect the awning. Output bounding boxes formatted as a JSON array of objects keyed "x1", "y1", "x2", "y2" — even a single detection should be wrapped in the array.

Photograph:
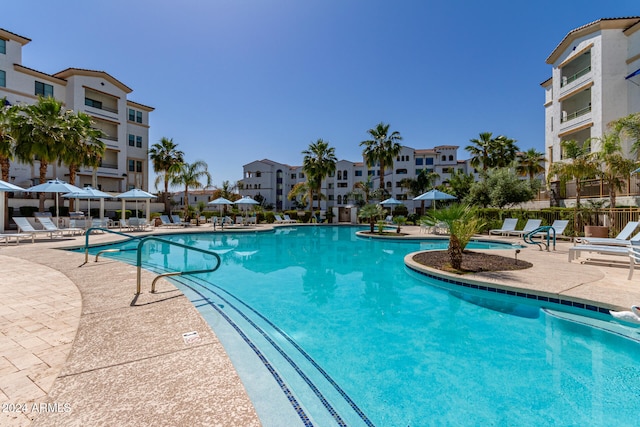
[{"x1": 625, "y1": 68, "x2": 640, "y2": 80}]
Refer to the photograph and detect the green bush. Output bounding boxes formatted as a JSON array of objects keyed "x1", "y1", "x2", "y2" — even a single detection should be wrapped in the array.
[
  {"x1": 393, "y1": 205, "x2": 408, "y2": 216},
  {"x1": 265, "y1": 211, "x2": 276, "y2": 224},
  {"x1": 20, "y1": 206, "x2": 39, "y2": 217}
]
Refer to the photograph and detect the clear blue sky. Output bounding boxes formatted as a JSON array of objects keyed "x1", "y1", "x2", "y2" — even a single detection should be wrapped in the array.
[{"x1": 5, "y1": 1, "x2": 639, "y2": 189}]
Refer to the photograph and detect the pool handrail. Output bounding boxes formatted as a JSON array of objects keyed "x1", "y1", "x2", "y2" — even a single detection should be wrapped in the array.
[
  {"x1": 523, "y1": 225, "x2": 557, "y2": 251},
  {"x1": 83, "y1": 227, "x2": 143, "y2": 264}
]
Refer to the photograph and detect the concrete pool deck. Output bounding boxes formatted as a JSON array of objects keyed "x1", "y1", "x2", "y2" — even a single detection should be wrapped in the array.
[{"x1": 1, "y1": 224, "x2": 639, "y2": 426}]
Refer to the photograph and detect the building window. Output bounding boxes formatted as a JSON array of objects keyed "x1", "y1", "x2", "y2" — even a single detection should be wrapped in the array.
[
  {"x1": 442, "y1": 167, "x2": 451, "y2": 173},
  {"x1": 386, "y1": 182, "x2": 392, "y2": 188},
  {"x1": 368, "y1": 170, "x2": 374, "y2": 176},
  {"x1": 449, "y1": 155, "x2": 454, "y2": 161},
  {"x1": 136, "y1": 111, "x2": 142, "y2": 123},
  {"x1": 328, "y1": 183, "x2": 334, "y2": 189},
  {"x1": 128, "y1": 134, "x2": 135, "y2": 146},
  {"x1": 0, "y1": 70, "x2": 5, "y2": 87},
  {"x1": 256, "y1": 172, "x2": 262, "y2": 178},
  {"x1": 128, "y1": 159, "x2": 135, "y2": 172},
  {"x1": 416, "y1": 169, "x2": 423, "y2": 175},
  {"x1": 328, "y1": 195, "x2": 334, "y2": 201},
  {"x1": 337, "y1": 170, "x2": 342, "y2": 180},
  {"x1": 337, "y1": 195, "x2": 342, "y2": 204},
  {"x1": 35, "y1": 81, "x2": 53, "y2": 97},
  {"x1": 299, "y1": 172, "x2": 304, "y2": 178},
  {"x1": 396, "y1": 169, "x2": 407, "y2": 175},
  {"x1": 338, "y1": 183, "x2": 348, "y2": 188},
  {"x1": 441, "y1": 155, "x2": 446, "y2": 161},
  {"x1": 136, "y1": 161, "x2": 142, "y2": 172},
  {"x1": 355, "y1": 170, "x2": 362, "y2": 176},
  {"x1": 343, "y1": 170, "x2": 347, "y2": 179},
  {"x1": 136, "y1": 136, "x2": 142, "y2": 148},
  {"x1": 128, "y1": 109, "x2": 135, "y2": 121},
  {"x1": 415, "y1": 158, "x2": 423, "y2": 166},
  {"x1": 85, "y1": 97, "x2": 102, "y2": 109},
  {"x1": 291, "y1": 173, "x2": 296, "y2": 179},
  {"x1": 426, "y1": 158, "x2": 434, "y2": 165},
  {"x1": 396, "y1": 182, "x2": 402, "y2": 187},
  {"x1": 0, "y1": 39, "x2": 5, "y2": 54}
]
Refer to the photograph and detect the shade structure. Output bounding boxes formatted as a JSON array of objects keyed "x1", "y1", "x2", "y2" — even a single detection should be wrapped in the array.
[
  {"x1": 63, "y1": 186, "x2": 114, "y2": 220},
  {"x1": 208, "y1": 197, "x2": 234, "y2": 218},
  {"x1": 0, "y1": 179, "x2": 24, "y2": 233},
  {"x1": 234, "y1": 196, "x2": 260, "y2": 221},
  {"x1": 26, "y1": 179, "x2": 84, "y2": 219},
  {"x1": 413, "y1": 189, "x2": 456, "y2": 210},
  {"x1": 380, "y1": 197, "x2": 402, "y2": 206},
  {"x1": 116, "y1": 189, "x2": 155, "y2": 221}
]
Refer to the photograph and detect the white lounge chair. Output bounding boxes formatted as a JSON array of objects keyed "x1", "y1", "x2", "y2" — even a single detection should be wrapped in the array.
[
  {"x1": 158, "y1": 215, "x2": 174, "y2": 227},
  {"x1": 13, "y1": 217, "x2": 64, "y2": 239},
  {"x1": 274, "y1": 214, "x2": 286, "y2": 224},
  {"x1": 489, "y1": 218, "x2": 518, "y2": 235},
  {"x1": 0, "y1": 233, "x2": 35, "y2": 245},
  {"x1": 36, "y1": 216, "x2": 83, "y2": 236},
  {"x1": 170, "y1": 215, "x2": 189, "y2": 227},
  {"x1": 570, "y1": 240, "x2": 640, "y2": 280},
  {"x1": 528, "y1": 219, "x2": 570, "y2": 240},
  {"x1": 506, "y1": 219, "x2": 542, "y2": 237},
  {"x1": 283, "y1": 214, "x2": 297, "y2": 224},
  {"x1": 577, "y1": 221, "x2": 640, "y2": 246}
]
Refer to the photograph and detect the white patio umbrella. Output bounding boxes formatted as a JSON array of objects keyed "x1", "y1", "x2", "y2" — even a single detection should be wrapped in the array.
[
  {"x1": 413, "y1": 189, "x2": 456, "y2": 210},
  {"x1": 116, "y1": 189, "x2": 155, "y2": 221},
  {"x1": 26, "y1": 179, "x2": 84, "y2": 219},
  {"x1": 63, "y1": 186, "x2": 114, "y2": 220},
  {"x1": 0, "y1": 179, "x2": 24, "y2": 233},
  {"x1": 234, "y1": 196, "x2": 259, "y2": 220},
  {"x1": 208, "y1": 197, "x2": 234, "y2": 217}
]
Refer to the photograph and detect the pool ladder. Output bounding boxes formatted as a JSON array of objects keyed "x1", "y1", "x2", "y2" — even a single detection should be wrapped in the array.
[
  {"x1": 82, "y1": 227, "x2": 222, "y2": 294},
  {"x1": 523, "y1": 226, "x2": 557, "y2": 251}
]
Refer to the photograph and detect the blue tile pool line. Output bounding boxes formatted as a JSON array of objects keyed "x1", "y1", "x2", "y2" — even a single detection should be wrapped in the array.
[
  {"x1": 405, "y1": 264, "x2": 612, "y2": 315},
  {"x1": 177, "y1": 274, "x2": 375, "y2": 427}
]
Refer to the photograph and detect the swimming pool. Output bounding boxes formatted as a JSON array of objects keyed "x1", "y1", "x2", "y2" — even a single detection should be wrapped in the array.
[{"x1": 90, "y1": 226, "x2": 640, "y2": 426}]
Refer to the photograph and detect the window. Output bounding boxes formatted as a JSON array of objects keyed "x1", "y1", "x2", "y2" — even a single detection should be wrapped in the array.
[
  {"x1": 449, "y1": 155, "x2": 454, "y2": 161},
  {"x1": 136, "y1": 161, "x2": 142, "y2": 172},
  {"x1": 85, "y1": 97, "x2": 102, "y2": 109},
  {"x1": 128, "y1": 159, "x2": 135, "y2": 172},
  {"x1": 355, "y1": 170, "x2": 362, "y2": 176},
  {"x1": 35, "y1": 81, "x2": 53, "y2": 97},
  {"x1": 299, "y1": 172, "x2": 304, "y2": 178},
  {"x1": 291, "y1": 173, "x2": 296, "y2": 179},
  {"x1": 328, "y1": 183, "x2": 334, "y2": 189},
  {"x1": 415, "y1": 158, "x2": 423, "y2": 166},
  {"x1": 343, "y1": 170, "x2": 347, "y2": 179},
  {"x1": 0, "y1": 70, "x2": 5, "y2": 87},
  {"x1": 441, "y1": 155, "x2": 446, "y2": 161},
  {"x1": 426, "y1": 158, "x2": 434, "y2": 165},
  {"x1": 396, "y1": 169, "x2": 407, "y2": 175},
  {"x1": 396, "y1": 182, "x2": 402, "y2": 187},
  {"x1": 386, "y1": 181, "x2": 392, "y2": 188},
  {"x1": 136, "y1": 111, "x2": 142, "y2": 123},
  {"x1": 368, "y1": 170, "x2": 374, "y2": 176},
  {"x1": 337, "y1": 183, "x2": 348, "y2": 188},
  {"x1": 0, "y1": 39, "x2": 5, "y2": 54},
  {"x1": 442, "y1": 167, "x2": 451, "y2": 173},
  {"x1": 128, "y1": 134, "x2": 135, "y2": 146},
  {"x1": 136, "y1": 136, "x2": 142, "y2": 148},
  {"x1": 416, "y1": 169, "x2": 423, "y2": 175},
  {"x1": 337, "y1": 171, "x2": 342, "y2": 180},
  {"x1": 337, "y1": 195, "x2": 342, "y2": 204},
  {"x1": 256, "y1": 171, "x2": 262, "y2": 177},
  {"x1": 328, "y1": 195, "x2": 334, "y2": 201},
  {"x1": 128, "y1": 109, "x2": 135, "y2": 121}
]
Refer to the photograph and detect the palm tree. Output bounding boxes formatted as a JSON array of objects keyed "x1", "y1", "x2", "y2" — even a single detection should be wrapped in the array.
[
  {"x1": 591, "y1": 132, "x2": 637, "y2": 226},
  {"x1": 12, "y1": 96, "x2": 68, "y2": 211},
  {"x1": 170, "y1": 160, "x2": 211, "y2": 220},
  {"x1": 516, "y1": 148, "x2": 546, "y2": 181},
  {"x1": 611, "y1": 112, "x2": 640, "y2": 153},
  {"x1": 288, "y1": 181, "x2": 312, "y2": 210},
  {"x1": 548, "y1": 139, "x2": 599, "y2": 233},
  {"x1": 302, "y1": 139, "x2": 337, "y2": 211},
  {"x1": 466, "y1": 132, "x2": 494, "y2": 175},
  {"x1": 358, "y1": 203, "x2": 385, "y2": 233},
  {"x1": 491, "y1": 135, "x2": 519, "y2": 168},
  {"x1": 399, "y1": 169, "x2": 440, "y2": 214},
  {"x1": 423, "y1": 204, "x2": 485, "y2": 270},
  {"x1": 360, "y1": 122, "x2": 402, "y2": 190},
  {"x1": 0, "y1": 100, "x2": 17, "y2": 230},
  {"x1": 149, "y1": 137, "x2": 185, "y2": 213}
]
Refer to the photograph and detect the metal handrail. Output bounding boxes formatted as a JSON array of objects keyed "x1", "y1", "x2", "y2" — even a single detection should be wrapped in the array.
[
  {"x1": 83, "y1": 227, "x2": 142, "y2": 264},
  {"x1": 523, "y1": 226, "x2": 557, "y2": 252},
  {"x1": 135, "y1": 237, "x2": 221, "y2": 294}
]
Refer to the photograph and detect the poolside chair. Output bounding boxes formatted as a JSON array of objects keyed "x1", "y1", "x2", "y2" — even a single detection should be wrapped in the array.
[
  {"x1": 576, "y1": 221, "x2": 639, "y2": 246},
  {"x1": 0, "y1": 233, "x2": 35, "y2": 245},
  {"x1": 119, "y1": 219, "x2": 132, "y2": 231},
  {"x1": 235, "y1": 216, "x2": 244, "y2": 226},
  {"x1": 488, "y1": 218, "x2": 518, "y2": 235},
  {"x1": 13, "y1": 217, "x2": 64, "y2": 239},
  {"x1": 274, "y1": 214, "x2": 286, "y2": 224},
  {"x1": 529, "y1": 219, "x2": 570, "y2": 240},
  {"x1": 506, "y1": 219, "x2": 542, "y2": 238},
  {"x1": 158, "y1": 215, "x2": 174, "y2": 227},
  {"x1": 283, "y1": 214, "x2": 297, "y2": 224},
  {"x1": 36, "y1": 216, "x2": 83, "y2": 236},
  {"x1": 170, "y1": 215, "x2": 189, "y2": 227},
  {"x1": 223, "y1": 216, "x2": 235, "y2": 227}
]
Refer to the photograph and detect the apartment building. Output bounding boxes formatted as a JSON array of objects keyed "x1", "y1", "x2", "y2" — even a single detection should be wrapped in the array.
[
  {"x1": 543, "y1": 17, "x2": 640, "y2": 173},
  {"x1": 240, "y1": 145, "x2": 476, "y2": 212},
  {"x1": 0, "y1": 27, "x2": 153, "y2": 193}
]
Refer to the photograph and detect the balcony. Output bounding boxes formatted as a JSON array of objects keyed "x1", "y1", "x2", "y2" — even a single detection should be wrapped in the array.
[
  {"x1": 561, "y1": 105, "x2": 591, "y2": 123},
  {"x1": 561, "y1": 65, "x2": 591, "y2": 87}
]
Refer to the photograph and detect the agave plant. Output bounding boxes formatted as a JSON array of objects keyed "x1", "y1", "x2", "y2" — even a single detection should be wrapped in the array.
[{"x1": 423, "y1": 204, "x2": 485, "y2": 270}]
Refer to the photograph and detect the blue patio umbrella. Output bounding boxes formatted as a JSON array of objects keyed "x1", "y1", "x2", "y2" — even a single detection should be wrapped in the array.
[
  {"x1": 26, "y1": 179, "x2": 84, "y2": 219},
  {"x1": 116, "y1": 189, "x2": 156, "y2": 221},
  {"x1": 63, "y1": 186, "x2": 114, "y2": 220},
  {"x1": 413, "y1": 189, "x2": 456, "y2": 210},
  {"x1": 0, "y1": 179, "x2": 24, "y2": 233}
]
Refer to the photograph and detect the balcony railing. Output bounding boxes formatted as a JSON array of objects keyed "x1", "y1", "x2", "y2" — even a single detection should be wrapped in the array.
[
  {"x1": 561, "y1": 65, "x2": 591, "y2": 87},
  {"x1": 561, "y1": 105, "x2": 591, "y2": 123},
  {"x1": 85, "y1": 98, "x2": 118, "y2": 114},
  {"x1": 99, "y1": 162, "x2": 118, "y2": 169}
]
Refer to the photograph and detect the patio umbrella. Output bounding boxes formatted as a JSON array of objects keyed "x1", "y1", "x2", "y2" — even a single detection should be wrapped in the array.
[
  {"x1": 0, "y1": 179, "x2": 24, "y2": 233},
  {"x1": 379, "y1": 197, "x2": 403, "y2": 216},
  {"x1": 63, "y1": 186, "x2": 114, "y2": 220},
  {"x1": 116, "y1": 189, "x2": 155, "y2": 221},
  {"x1": 234, "y1": 196, "x2": 259, "y2": 220},
  {"x1": 413, "y1": 189, "x2": 456, "y2": 210},
  {"x1": 26, "y1": 179, "x2": 84, "y2": 219},
  {"x1": 208, "y1": 197, "x2": 234, "y2": 217}
]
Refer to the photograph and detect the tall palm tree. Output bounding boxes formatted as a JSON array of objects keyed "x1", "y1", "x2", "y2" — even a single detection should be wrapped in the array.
[
  {"x1": 399, "y1": 169, "x2": 440, "y2": 213},
  {"x1": 516, "y1": 148, "x2": 546, "y2": 181},
  {"x1": 466, "y1": 132, "x2": 494, "y2": 174},
  {"x1": 360, "y1": 122, "x2": 402, "y2": 190},
  {"x1": 302, "y1": 139, "x2": 337, "y2": 211},
  {"x1": 13, "y1": 96, "x2": 68, "y2": 211},
  {"x1": 491, "y1": 135, "x2": 519, "y2": 168},
  {"x1": 611, "y1": 112, "x2": 640, "y2": 153},
  {"x1": 149, "y1": 137, "x2": 185, "y2": 213},
  {"x1": 591, "y1": 132, "x2": 638, "y2": 226},
  {"x1": 170, "y1": 160, "x2": 211, "y2": 219},
  {"x1": 288, "y1": 181, "x2": 312, "y2": 210},
  {"x1": 548, "y1": 139, "x2": 599, "y2": 232}
]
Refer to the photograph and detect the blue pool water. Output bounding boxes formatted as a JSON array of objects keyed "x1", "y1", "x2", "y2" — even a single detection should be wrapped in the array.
[{"x1": 89, "y1": 226, "x2": 640, "y2": 426}]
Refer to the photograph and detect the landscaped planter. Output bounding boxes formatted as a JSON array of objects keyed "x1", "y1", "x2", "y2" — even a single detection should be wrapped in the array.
[{"x1": 584, "y1": 225, "x2": 609, "y2": 238}]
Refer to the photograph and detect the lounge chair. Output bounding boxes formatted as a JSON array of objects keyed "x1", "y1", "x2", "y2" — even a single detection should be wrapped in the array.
[
  {"x1": 489, "y1": 218, "x2": 518, "y2": 235},
  {"x1": 569, "y1": 240, "x2": 640, "y2": 280},
  {"x1": 158, "y1": 215, "x2": 174, "y2": 227},
  {"x1": 170, "y1": 215, "x2": 189, "y2": 227},
  {"x1": 0, "y1": 233, "x2": 35, "y2": 245},
  {"x1": 283, "y1": 214, "x2": 297, "y2": 224},
  {"x1": 576, "y1": 221, "x2": 640, "y2": 246},
  {"x1": 36, "y1": 216, "x2": 83, "y2": 236},
  {"x1": 235, "y1": 216, "x2": 244, "y2": 226},
  {"x1": 13, "y1": 217, "x2": 64, "y2": 239},
  {"x1": 506, "y1": 219, "x2": 542, "y2": 238},
  {"x1": 274, "y1": 214, "x2": 286, "y2": 224},
  {"x1": 528, "y1": 219, "x2": 570, "y2": 240}
]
